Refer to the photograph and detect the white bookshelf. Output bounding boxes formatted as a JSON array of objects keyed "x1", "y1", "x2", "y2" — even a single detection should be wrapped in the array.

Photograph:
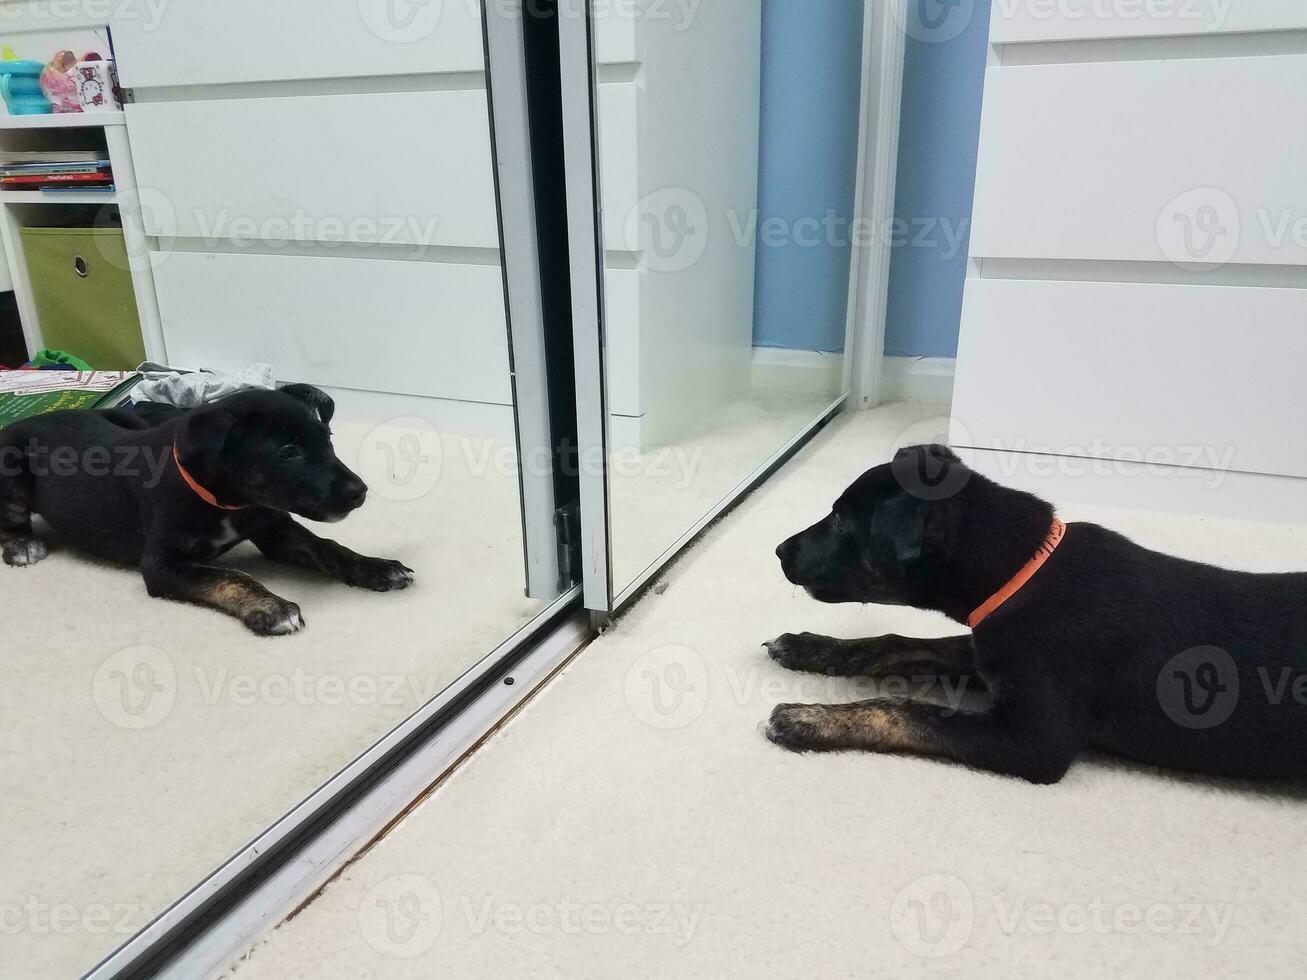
[
  {"x1": 0, "y1": 110, "x2": 164, "y2": 363},
  {"x1": 0, "y1": 190, "x2": 117, "y2": 205},
  {"x1": 0, "y1": 110, "x2": 124, "y2": 129}
]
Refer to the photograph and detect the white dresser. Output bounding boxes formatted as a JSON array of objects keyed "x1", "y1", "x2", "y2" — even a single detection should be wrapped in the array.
[{"x1": 951, "y1": 3, "x2": 1307, "y2": 521}]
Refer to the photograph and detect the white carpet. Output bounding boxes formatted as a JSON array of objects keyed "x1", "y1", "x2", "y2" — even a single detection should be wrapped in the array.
[{"x1": 220, "y1": 402, "x2": 1307, "y2": 980}]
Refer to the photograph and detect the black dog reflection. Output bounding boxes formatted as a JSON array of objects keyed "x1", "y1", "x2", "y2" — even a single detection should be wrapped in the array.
[{"x1": 0, "y1": 385, "x2": 413, "y2": 636}]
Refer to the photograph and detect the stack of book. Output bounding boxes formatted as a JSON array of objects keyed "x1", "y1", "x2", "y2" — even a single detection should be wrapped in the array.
[
  {"x1": 0, "y1": 150, "x2": 113, "y2": 193},
  {"x1": 0, "y1": 370, "x2": 140, "y2": 429}
]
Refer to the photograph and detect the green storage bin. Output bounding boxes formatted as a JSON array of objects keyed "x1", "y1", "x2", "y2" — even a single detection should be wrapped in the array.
[{"x1": 20, "y1": 226, "x2": 146, "y2": 370}]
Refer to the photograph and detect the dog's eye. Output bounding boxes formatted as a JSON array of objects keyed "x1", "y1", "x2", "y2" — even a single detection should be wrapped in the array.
[{"x1": 278, "y1": 445, "x2": 303, "y2": 461}]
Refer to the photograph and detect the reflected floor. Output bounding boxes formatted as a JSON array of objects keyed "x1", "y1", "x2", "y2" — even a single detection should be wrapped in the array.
[
  {"x1": 609, "y1": 388, "x2": 838, "y2": 593},
  {"x1": 0, "y1": 418, "x2": 542, "y2": 978}
]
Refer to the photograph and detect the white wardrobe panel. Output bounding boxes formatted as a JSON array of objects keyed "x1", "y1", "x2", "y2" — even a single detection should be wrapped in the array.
[
  {"x1": 604, "y1": 267, "x2": 644, "y2": 416},
  {"x1": 598, "y1": 81, "x2": 641, "y2": 252},
  {"x1": 990, "y1": 1, "x2": 1307, "y2": 44},
  {"x1": 152, "y1": 251, "x2": 512, "y2": 405},
  {"x1": 971, "y1": 55, "x2": 1307, "y2": 266},
  {"x1": 126, "y1": 92, "x2": 499, "y2": 250},
  {"x1": 952, "y1": 278, "x2": 1307, "y2": 479},
  {"x1": 110, "y1": 0, "x2": 486, "y2": 87}
]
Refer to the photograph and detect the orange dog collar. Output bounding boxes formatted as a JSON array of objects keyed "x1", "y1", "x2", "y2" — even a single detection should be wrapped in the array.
[
  {"x1": 967, "y1": 518, "x2": 1066, "y2": 629},
  {"x1": 172, "y1": 440, "x2": 246, "y2": 512}
]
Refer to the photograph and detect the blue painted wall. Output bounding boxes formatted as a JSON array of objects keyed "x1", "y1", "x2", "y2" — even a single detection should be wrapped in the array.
[
  {"x1": 751, "y1": 0, "x2": 991, "y2": 357},
  {"x1": 884, "y1": 0, "x2": 992, "y2": 358},
  {"x1": 752, "y1": 0, "x2": 865, "y2": 353}
]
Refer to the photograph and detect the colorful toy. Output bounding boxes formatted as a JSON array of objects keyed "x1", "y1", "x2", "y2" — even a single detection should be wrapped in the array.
[
  {"x1": 40, "y1": 50, "x2": 81, "y2": 113},
  {"x1": 0, "y1": 58, "x2": 52, "y2": 115}
]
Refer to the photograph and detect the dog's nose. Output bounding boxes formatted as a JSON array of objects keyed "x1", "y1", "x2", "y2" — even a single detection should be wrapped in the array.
[
  {"x1": 342, "y1": 478, "x2": 367, "y2": 509},
  {"x1": 776, "y1": 538, "x2": 794, "y2": 564}
]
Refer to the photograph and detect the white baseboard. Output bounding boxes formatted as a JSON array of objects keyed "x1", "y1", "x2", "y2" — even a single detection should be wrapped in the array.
[
  {"x1": 751, "y1": 347, "x2": 844, "y2": 395},
  {"x1": 882, "y1": 356, "x2": 955, "y2": 405},
  {"x1": 750, "y1": 350, "x2": 955, "y2": 405}
]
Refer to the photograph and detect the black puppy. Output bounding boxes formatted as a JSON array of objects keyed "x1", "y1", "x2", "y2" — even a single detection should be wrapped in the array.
[
  {"x1": 0, "y1": 384, "x2": 414, "y2": 636},
  {"x1": 769, "y1": 444, "x2": 1307, "y2": 784}
]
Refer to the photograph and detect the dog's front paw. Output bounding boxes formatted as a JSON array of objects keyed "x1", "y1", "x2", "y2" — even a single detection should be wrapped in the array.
[
  {"x1": 764, "y1": 632, "x2": 835, "y2": 673},
  {"x1": 346, "y1": 557, "x2": 415, "y2": 593},
  {"x1": 3, "y1": 538, "x2": 48, "y2": 568},
  {"x1": 766, "y1": 703, "x2": 833, "y2": 752},
  {"x1": 243, "y1": 599, "x2": 306, "y2": 637}
]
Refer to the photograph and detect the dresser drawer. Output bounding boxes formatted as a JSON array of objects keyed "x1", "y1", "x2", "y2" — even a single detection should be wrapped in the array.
[
  {"x1": 126, "y1": 92, "x2": 500, "y2": 250},
  {"x1": 110, "y1": 0, "x2": 486, "y2": 88},
  {"x1": 972, "y1": 55, "x2": 1307, "y2": 267},
  {"x1": 152, "y1": 251, "x2": 512, "y2": 405},
  {"x1": 952, "y1": 278, "x2": 1307, "y2": 480}
]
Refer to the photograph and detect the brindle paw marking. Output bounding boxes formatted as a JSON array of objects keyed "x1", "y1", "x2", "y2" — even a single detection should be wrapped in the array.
[
  {"x1": 348, "y1": 558, "x2": 415, "y2": 593},
  {"x1": 766, "y1": 703, "x2": 838, "y2": 752},
  {"x1": 765, "y1": 633, "x2": 836, "y2": 673},
  {"x1": 3, "y1": 538, "x2": 48, "y2": 568},
  {"x1": 243, "y1": 599, "x2": 306, "y2": 637}
]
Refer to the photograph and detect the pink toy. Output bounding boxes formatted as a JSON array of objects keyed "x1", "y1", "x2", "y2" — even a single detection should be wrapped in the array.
[{"x1": 39, "y1": 50, "x2": 81, "y2": 113}]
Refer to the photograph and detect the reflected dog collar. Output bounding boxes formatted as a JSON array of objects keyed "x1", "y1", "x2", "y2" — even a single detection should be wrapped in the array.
[
  {"x1": 172, "y1": 440, "x2": 246, "y2": 512},
  {"x1": 967, "y1": 518, "x2": 1066, "y2": 629}
]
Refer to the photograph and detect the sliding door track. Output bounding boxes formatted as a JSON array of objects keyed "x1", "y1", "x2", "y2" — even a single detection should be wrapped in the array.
[{"x1": 86, "y1": 590, "x2": 589, "y2": 980}]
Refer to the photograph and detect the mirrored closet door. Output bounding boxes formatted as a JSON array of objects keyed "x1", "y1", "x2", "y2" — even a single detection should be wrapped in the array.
[
  {"x1": 559, "y1": 0, "x2": 871, "y2": 608},
  {"x1": 0, "y1": 4, "x2": 569, "y2": 979}
]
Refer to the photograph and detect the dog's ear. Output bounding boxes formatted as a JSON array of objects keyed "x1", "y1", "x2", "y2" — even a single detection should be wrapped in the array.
[
  {"x1": 177, "y1": 406, "x2": 236, "y2": 480},
  {"x1": 279, "y1": 383, "x2": 335, "y2": 425},
  {"x1": 870, "y1": 492, "x2": 926, "y2": 564},
  {"x1": 894, "y1": 444, "x2": 959, "y2": 464}
]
